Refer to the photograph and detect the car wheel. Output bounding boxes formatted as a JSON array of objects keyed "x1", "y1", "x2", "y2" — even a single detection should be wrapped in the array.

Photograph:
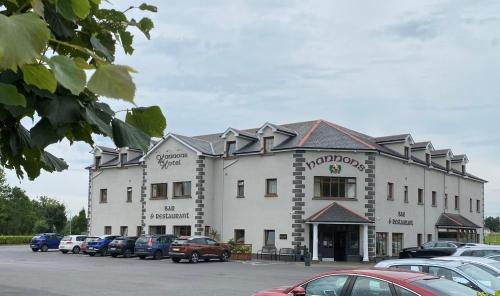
[
  {"x1": 124, "y1": 249, "x2": 132, "y2": 258},
  {"x1": 101, "y1": 247, "x2": 108, "y2": 256},
  {"x1": 31, "y1": 248, "x2": 39, "y2": 252},
  {"x1": 172, "y1": 258, "x2": 181, "y2": 263},
  {"x1": 41, "y1": 245, "x2": 48, "y2": 252},
  {"x1": 111, "y1": 254, "x2": 118, "y2": 258},
  {"x1": 139, "y1": 256, "x2": 146, "y2": 260},
  {"x1": 220, "y1": 251, "x2": 230, "y2": 262},
  {"x1": 89, "y1": 253, "x2": 95, "y2": 256},
  {"x1": 204, "y1": 258, "x2": 210, "y2": 262},
  {"x1": 72, "y1": 246, "x2": 80, "y2": 254},
  {"x1": 189, "y1": 252, "x2": 199, "y2": 264},
  {"x1": 153, "y1": 250, "x2": 162, "y2": 260},
  {"x1": 61, "y1": 250, "x2": 68, "y2": 254}
]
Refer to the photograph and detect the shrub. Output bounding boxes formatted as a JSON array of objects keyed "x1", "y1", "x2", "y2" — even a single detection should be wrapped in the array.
[{"x1": 0, "y1": 236, "x2": 33, "y2": 245}]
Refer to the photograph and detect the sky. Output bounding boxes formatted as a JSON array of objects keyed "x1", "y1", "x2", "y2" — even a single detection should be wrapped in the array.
[{"x1": 5, "y1": 0, "x2": 500, "y2": 217}]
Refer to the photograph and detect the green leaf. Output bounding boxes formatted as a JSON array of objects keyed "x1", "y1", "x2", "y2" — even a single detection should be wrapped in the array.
[
  {"x1": 56, "y1": 0, "x2": 76, "y2": 22},
  {"x1": 31, "y1": 0, "x2": 45, "y2": 17},
  {"x1": 41, "y1": 151, "x2": 68, "y2": 172},
  {"x1": 125, "y1": 106, "x2": 166, "y2": 137},
  {"x1": 73, "y1": 57, "x2": 94, "y2": 69},
  {"x1": 84, "y1": 105, "x2": 112, "y2": 137},
  {"x1": 118, "y1": 30, "x2": 134, "y2": 55},
  {"x1": 37, "y1": 96, "x2": 82, "y2": 127},
  {"x1": 0, "y1": 13, "x2": 50, "y2": 71},
  {"x1": 112, "y1": 118, "x2": 150, "y2": 151},
  {"x1": 90, "y1": 35, "x2": 113, "y2": 61},
  {"x1": 89, "y1": 0, "x2": 101, "y2": 5},
  {"x1": 44, "y1": 4, "x2": 75, "y2": 39},
  {"x1": 30, "y1": 118, "x2": 61, "y2": 148},
  {"x1": 71, "y1": 0, "x2": 90, "y2": 19},
  {"x1": 139, "y1": 3, "x2": 158, "y2": 12},
  {"x1": 0, "y1": 83, "x2": 26, "y2": 107},
  {"x1": 88, "y1": 64, "x2": 135, "y2": 102},
  {"x1": 49, "y1": 56, "x2": 86, "y2": 95},
  {"x1": 131, "y1": 17, "x2": 154, "y2": 39},
  {"x1": 21, "y1": 64, "x2": 57, "y2": 93}
]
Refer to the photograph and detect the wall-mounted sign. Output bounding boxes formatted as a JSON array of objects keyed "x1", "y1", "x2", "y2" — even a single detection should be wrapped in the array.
[
  {"x1": 306, "y1": 154, "x2": 365, "y2": 172},
  {"x1": 279, "y1": 234, "x2": 287, "y2": 240},
  {"x1": 329, "y1": 164, "x2": 341, "y2": 174},
  {"x1": 156, "y1": 152, "x2": 188, "y2": 170},
  {"x1": 149, "y1": 205, "x2": 189, "y2": 219},
  {"x1": 388, "y1": 211, "x2": 413, "y2": 225}
]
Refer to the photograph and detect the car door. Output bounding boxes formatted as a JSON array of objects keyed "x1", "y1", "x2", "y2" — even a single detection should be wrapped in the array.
[
  {"x1": 49, "y1": 235, "x2": 59, "y2": 248},
  {"x1": 303, "y1": 275, "x2": 351, "y2": 296},
  {"x1": 417, "y1": 242, "x2": 436, "y2": 258},
  {"x1": 348, "y1": 276, "x2": 395, "y2": 296},
  {"x1": 206, "y1": 238, "x2": 220, "y2": 257}
]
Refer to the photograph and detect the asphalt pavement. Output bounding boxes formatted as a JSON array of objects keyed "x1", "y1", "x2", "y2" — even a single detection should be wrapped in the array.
[{"x1": 0, "y1": 245, "x2": 369, "y2": 296}]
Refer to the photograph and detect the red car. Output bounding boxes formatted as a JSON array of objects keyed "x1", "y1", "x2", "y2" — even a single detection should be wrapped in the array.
[
  {"x1": 252, "y1": 269, "x2": 478, "y2": 296},
  {"x1": 169, "y1": 236, "x2": 231, "y2": 263}
]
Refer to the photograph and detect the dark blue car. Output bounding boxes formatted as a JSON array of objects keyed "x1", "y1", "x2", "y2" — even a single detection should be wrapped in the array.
[
  {"x1": 134, "y1": 235, "x2": 177, "y2": 260},
  {"x1": 86, "y1": 235, "x2": 120, "y2": 256},
  {"x1": 30, "y1": 233, "x2": 62, "y2": 252}
]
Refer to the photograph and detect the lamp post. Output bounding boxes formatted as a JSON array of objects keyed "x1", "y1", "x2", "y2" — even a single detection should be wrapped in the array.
[{"x1": 67, "y1": 209, "x2": 72, "y2": 235}]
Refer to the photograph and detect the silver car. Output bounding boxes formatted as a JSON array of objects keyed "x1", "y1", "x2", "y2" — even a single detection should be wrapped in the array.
[
  {"x1": 437, "y1": 256, "x2": 500, "y2": 275},
  {"x1": 451, "y1": 246, "x2": 500, "y2": 257},
  {"x1": 375, "y1": 258, "x2": 500, "y2": 295},
  {"x1": 486, "y1": 254, "x2": 500, "y2": 262}
]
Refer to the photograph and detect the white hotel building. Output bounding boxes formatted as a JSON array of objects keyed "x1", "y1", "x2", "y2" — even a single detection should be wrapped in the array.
[{"x1": 87, "y1": 120, "x2": 486, "y2": 262}]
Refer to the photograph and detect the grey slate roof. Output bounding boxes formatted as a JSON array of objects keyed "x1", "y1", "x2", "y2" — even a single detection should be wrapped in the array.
[
  {"x1": 262, "y1": 122, "x2": 297, "y2": 136},
  {"x1": 375, "y1": 134, "x2": 410, "y2": 143},
  {"x1": 436, "y1": 213, "x2": 481, "y2": 229},
  {"x1": 305, "y1": 202, "x2": 373, "y2": 223},
  {"x1": 431, "y1": 149, "x2": 451, "y2": 156},
  {"x1": 411, "y1": 141, "x2": 431, "y2": 150},
  {"x1": 97, "y1": 146, "x2": 117, "y2": 154},
  {"x1": 452, "y1": 154, "x2": 467, "y2": 162},
  {"x1": 99, "y1": 156, "x2": 118, "y2": 167}
]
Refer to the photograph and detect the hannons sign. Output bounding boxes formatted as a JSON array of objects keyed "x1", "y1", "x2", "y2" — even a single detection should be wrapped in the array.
[
  {"x1": 156, "y1": 152, "x2": 188, "y2": 170},
  {"x1": 306, "y1": 154, "x2": 365, "y2": 172}
]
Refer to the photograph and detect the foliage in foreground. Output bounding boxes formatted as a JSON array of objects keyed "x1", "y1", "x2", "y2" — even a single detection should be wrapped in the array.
[
  {"x1": 0, "y1": 235, "x2": 32, "y2": 244},
  {"x1": 0, "y1": 0, "x2": 166, "y2": 180}
]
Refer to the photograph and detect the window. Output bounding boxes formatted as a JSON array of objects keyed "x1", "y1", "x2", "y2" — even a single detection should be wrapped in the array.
[
  {"x1": 151, "y1": 183, "x2": 167, "y2": 199},
  {"x1": 136, "y1": 226, "x2": 142, "y2": 236},
  {"x1": 428, "y1": 267, "x2": 473, "y2": 288},
  {"x1": 304, "y1": 275, "x2": 349, "y2": 296},
  {"x1": 126, "y1": 187, "x2": 132, "y2": 203},
  {"x1": 104, "y1": 226, "x2": 111, "y2": 235},
  {"x1": 404, "y1": 186, "x2": 408, "y2": 203},
  {"x1": 417, "y1": 233, "x2": 422, "y2": 246},
  {"x1": 225, "y1": 141, "x2": 236, "y2": 157},
  {"x1": 446, "y1": 160, "x2": 450, "y2": 171},
  {"x1": 455, "y1": 195, "x2": 460, "y2": 210},
  {"x1": 432, "y1": 191, "x2": 437, "y2": 207},
  {"x1": 173, "y1": 181, "x2": 191, "y2": 198},
  {"x1": 173, "y1": 225, "x2": 191, "y2": 237},
  {"x1": 394, "y1": 265, "x2": 423, "y2": 272},
  {"x1": 476, "y1": 200, "x2": 481, "y2": 213},
  {"x1": 149, "y1": 225, "x2": 166, "y2": 235},
  {"x1": 120, "y1": 226, "x2": 128, "y2": 236},
  {"x1": 95, "y1": 156, "x2": 101, "y2": 168},
  {"x1": 235, "y1": 229, "x2": 245, "y2": 243},
  {"x1": 426, "y1": 153, "x2": 431, "y2": 165},
  {"x1": 204, "y1": 226, "x2": 211, "y2": 237},
  {"x1": 444, "y1": 193, "x2": 448, "y2": 209},
  {"x1": 376, "y1": 232, "x2": 388, "y2": 256},
  {"x1": 263, "y1": 136, "x2": 274, "y2": 153},
  {"x1": 120, "y1": 153, "x2": 127, "y2": 166},
  {"x1": 469, "y1": 198, "x2": 473, "y2": 212},
  {"x1": 314, "y1": 177, "x2": 356, "y2": 199},
  {"x1": 462, "y1": 165, "x2": 466, "y2": 175},
  {"x1": 351, "y1": 277, "x2": 392, "y2": 296},
  {"x1": 264, "y1": 229, "x2": 275, "y2": 246},
  {"x1": 394, "y1": 286, "x2": 418, "y2": 296},
  {"x1": 427, "y1": 234, "x2": 432, "y2": 242},
  {"x1": 418, "y1": 188, "x2": 424, "y2": 204},
  {"x1": 100, "y1": 189, "x2": 107, "y2": 203},
  {"x1": 392, "y1": 233, "x2": 404, "y2": 256},
  {"x1": 404, "y1": 146, "x2": 410, "y2": 159},
  {"x1": 265, "y1": 178, "x2": 277, "y2": 197},
  {"x1": 387, "y1": 182, "x2": 394, "y2": 200},
  {"x1": 237, "y1": 180, "x2": 244, "y2": 198}
]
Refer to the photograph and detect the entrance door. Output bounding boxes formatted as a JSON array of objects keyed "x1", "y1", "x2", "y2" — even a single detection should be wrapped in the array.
[
  {"x1": 334, "y1": 231, "x2": 346, "y2": 261},
  {"x1": 319, "y1": 225, "x2": 334, "y2": 259}
]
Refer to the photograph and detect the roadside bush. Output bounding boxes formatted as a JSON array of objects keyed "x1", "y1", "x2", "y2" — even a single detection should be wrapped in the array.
[{"x1": 0, "y1": 236, "x2": 32, "y2": 245}]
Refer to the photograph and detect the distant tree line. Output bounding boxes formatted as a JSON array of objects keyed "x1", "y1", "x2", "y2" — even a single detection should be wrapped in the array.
[
  {"x1": 0, "y1": 168, "x2": 86, "y2": 235},
  {"x1": 485, "y1": 216, "x2": 500, "y2": 233}
]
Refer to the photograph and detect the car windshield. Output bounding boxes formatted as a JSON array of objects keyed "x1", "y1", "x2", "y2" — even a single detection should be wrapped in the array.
[
  {"x1": 136, "y1": 237, "x2": 150, "y2": 244},
  {"x1": 457, "y1": 263, "x2": 500, "y2": 290},
  {"x1": 414, "y1": 278, "x2": 477, "y2": 295},
  {"x1": 61, "y1": 236, "x2": 71, "y2": 241},
  {"x1": 173, "y1": 239, "x2": 188, "y2": 244},
  {"x1": 32, "y1": 236, "x2": 42, "y2": 239}
]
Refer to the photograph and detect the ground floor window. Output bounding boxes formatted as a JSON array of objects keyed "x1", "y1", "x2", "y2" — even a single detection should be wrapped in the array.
[
  {"x1": 149, "y1": 225, "x2": 166, "y2": 235},
  {"x1": 417, "y1": 233, "x2": 423, "y2": 246},
  {"x1": 204, "y1": 226, "x2": 211, "y2": 237},
  {"x1": 376, "y1": 232, "x2": 388, "y2": 256},
  {"x1": 427, "y1": 234, "x2": 432, "y2": 242},
  {"x1": 104, "y1": 226, "x2": 111, "y2": 235},
  {"x1": 120, "y1": 226, "x2": 128, "y2": 236},
  {"x1": 392, "y1": 233, "x2": 403, "y2": 256},
  {"x1": 235, "y1": 229, "x2": 245, "y2": 243},
  {"x1": 264, "y1": 229, "x2": 275, "y2": 246},
  {"x1": 437, "y1": 228, "x2": 478, "y2": 243},
  {"x1": 173, "y1": 225, "x2": 191, "y2": 237},
  {"x1": 136, "y1": 226, "x2": 142, "y2": 236}
]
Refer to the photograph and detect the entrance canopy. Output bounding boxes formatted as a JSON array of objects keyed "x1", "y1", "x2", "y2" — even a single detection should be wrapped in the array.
[
  {"x1": 305, "y1": 202, "x2": 373, "y2": 224},
  {"x1": 436, "y1": 213, "x2": 481, "y2": 229}
]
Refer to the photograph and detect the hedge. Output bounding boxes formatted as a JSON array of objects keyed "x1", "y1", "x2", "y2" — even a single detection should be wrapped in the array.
[{"x1": 0, "y1": 236, "x2": 33, "y2": 245}]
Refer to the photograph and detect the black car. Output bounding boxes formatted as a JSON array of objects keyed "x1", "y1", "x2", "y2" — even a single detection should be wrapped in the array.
[
  {"x1": 108, "y1": 236, "x2": 139, "y2": 258},
  {"x1": 399, "y1": 241, "x2": 465, "y2": 258}
]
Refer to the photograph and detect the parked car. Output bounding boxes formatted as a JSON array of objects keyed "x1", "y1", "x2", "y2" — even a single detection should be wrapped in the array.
[
  {"x1": 86, "y1": 235, "x2": 120, "y2": 256},
  {"x1": 486, "y1": 254, "x2": 500, "y2": 262},
  {"x1": 399, "y1": 241, "x2": 465, "y2": 258},
  {"x1": 30, "y1": 233, "x2": 62, "y2": 252},
  {"x1": 252, "y1": 268, "x2": 478, "y2": 296},
  {"x1": 435, "y1": 256, "x2": 500, "y2": 275},
  {"x1": 108, "y1": 236, "x2": 138, "y2": 258},
  {"x1": 134, "y1": 234, "x2": 177, "y2": 260},
  {"x1": 451, "y1": 246, "x2": 500, "y2": 257},
  {"x1": 169, "y1": 236, "x2": 231, "y2": 263},
  {"x1": 81, "y1": 236, "x2": 99, "y2": 254},
  {"x1": 58, "y1": 235, "x2": 87, "y2": 254},
  {"x1": 375, "y1": 258, "x2": 500, "y2": 295}
]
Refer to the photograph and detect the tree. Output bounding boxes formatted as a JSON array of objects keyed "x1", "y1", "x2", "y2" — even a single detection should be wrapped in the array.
[
  {"x1": 0, "y1": 0, "x2": 166, "y2": 180},
  {"x1": 34, "y1": 196, "x2": 66, "y2": 233},
  {"x1": 64, "y1": 208, "x2": 87, "y2": 235},
  {"x1": 485, "y1": 216, "x2": 500, "y2": 232}
]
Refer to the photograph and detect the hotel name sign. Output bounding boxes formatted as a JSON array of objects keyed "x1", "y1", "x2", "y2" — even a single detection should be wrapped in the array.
[
  {"x1": 150, "y1": 206, "x2": 189, "y2": 220},
  {"x1": 156, "y1": 152, "x2": 188, "y2": 170},
  {"x1": 306, "y1": 154, "x2": 365, "y2": 172},
  {"x1": 388, "y1": 211, "x2": 414, "y2": 226}
]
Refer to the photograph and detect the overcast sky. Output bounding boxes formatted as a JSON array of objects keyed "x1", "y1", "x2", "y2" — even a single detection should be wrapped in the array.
[{"x1": 6, "y1": 0, "x2": 500, "y2": 217}]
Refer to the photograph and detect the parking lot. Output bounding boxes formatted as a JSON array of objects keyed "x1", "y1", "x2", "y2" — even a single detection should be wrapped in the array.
[{"x1": 0, "y1": 245, "x2": 357, "y2": 296}]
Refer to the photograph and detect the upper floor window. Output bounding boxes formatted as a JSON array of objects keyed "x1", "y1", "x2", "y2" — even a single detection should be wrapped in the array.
[
  {"x1": 237, "y1": 180, "x2": 244, "y2": 198},
  {"x1": 469, "y1": 198, "x2": 473, "y2": 212},
  {"x1": 417, "y1": 188, "x2": 424, "y2": 205},
  {"x1": 462, "y1": 165, "x2": 466, "y2": 175},
  {"x1": 226, "y1": 141, "x2": 236, "y2": 157},
  {"x1": 95, "y1": 156, "x2": 101, "y2": 168},
  {"x1": 314, "y1": 177, "x2": 356, "y2": 199},
  {"x1": 432, "y1": 191, "x2": 437, "y2": 207},
  {"x1": 151, "y1": 183, "x2": 167, "y2": 199},
  {"x1": 120, "y1": 153, "x2": 127, "y2": 166},
  {"x1": 444, "y1": 193, "x2": 448, "y2": 209},
  {"x1": 126, "y1": 187, "x2": 132, "y2": 203},
  {"x1": 446, "y1": 160, "x2": 450, "y2": 171},
  {"x1": 100, "y1": 189, "x2": 107, "y2": 203},
  {"x1": 425, "y1": 153, "x2": 431, "y2": 166},
  {"x1": 265, "y1": 178, "x2": 278, "y2": 197},
  {"x1": 387, "y1": 182, "x2": 394, "y2": 200},
  {"x1": 476, "y1": 200, "x2": 480, "y2": 213},
  {"x1": 454, "y1": 195, "x2": 460, "y2": 210},
  {"x1": 404, "y1": 186, "x2": 408, "y2": 203},
  {"x1": 263, "y1": 137, "x2": 274, "y2": 153},
  {"x1": 404, "y1": 147, "x2": 410, "y2": 159},
  {"x1": 173, "y1": 181, "x2": 191, "y2": 198}
]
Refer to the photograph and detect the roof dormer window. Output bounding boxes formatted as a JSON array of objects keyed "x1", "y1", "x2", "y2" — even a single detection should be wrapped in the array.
[
  {"x1": 263, "y1": 136, "x2": 274, "y2": 154},
  {"x1": 95, "y1": 156, "x2": 101, "y2": 168},
  {"x1": 404, "y1": 147, "x2": 410, "y2": 159},
  {"x1": 426, "y1": 153, "x2": 431, "y2": 166},
  {"x1": 462, "y1": 165, "x2": 466, "y2": 175},
  {"x1": 120, "y1": 153, "x2": 128, "y2": 166},
  {"x1": 446, "y1": 160, "x2": 450, "y2": 172},
  {"x1": 226, "y1": 141, "x2": 236, "y2": 157}
]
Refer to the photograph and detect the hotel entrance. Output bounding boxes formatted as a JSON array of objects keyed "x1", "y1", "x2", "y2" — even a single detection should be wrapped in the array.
[{"x1": 317, "y1": 224, "x2": 359, "y2": 261}]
